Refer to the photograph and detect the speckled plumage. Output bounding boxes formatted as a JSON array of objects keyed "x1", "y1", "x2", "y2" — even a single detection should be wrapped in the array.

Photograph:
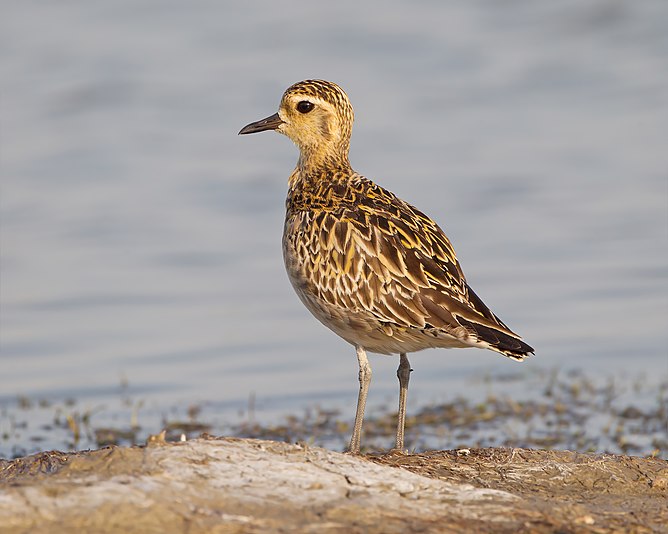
[{"x1": 240, "y1": 79, "x2": 533, "y2": 453}]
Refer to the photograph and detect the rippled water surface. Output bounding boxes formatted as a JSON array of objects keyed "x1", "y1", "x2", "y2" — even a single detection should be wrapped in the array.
[{"x1": 2, "y1": 1, "x2": 667, "y2": 455}]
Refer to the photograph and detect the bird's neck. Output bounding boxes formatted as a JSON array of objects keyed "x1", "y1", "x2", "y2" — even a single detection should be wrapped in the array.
[{"x1": 290, "y1": 147, "x2": 353, "y2": 189}]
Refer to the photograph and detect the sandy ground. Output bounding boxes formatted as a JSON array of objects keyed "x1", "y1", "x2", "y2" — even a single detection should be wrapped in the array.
[{"x1": 0, "y1": 436, "x2": 666, "y2": 533}]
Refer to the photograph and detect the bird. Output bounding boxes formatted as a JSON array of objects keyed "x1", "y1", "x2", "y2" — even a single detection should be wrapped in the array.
[{"x1": 239, "y1": 79, "x2": 533, "y2": 454}]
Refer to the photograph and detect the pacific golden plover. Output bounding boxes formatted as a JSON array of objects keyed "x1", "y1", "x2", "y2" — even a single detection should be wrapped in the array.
[{"x1": 239, "y1": 80, "x2": 534, "y2": 454}]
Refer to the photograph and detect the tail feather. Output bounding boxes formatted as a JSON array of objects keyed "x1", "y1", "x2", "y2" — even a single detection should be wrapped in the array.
[{"x1": 457, "y1": 316, "x2": 534, "y2": 361}]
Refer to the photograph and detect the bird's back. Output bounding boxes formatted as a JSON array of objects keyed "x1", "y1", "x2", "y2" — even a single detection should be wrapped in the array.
[{"x1": 283, "y1": 168, "x2": 533, "y2": 359}]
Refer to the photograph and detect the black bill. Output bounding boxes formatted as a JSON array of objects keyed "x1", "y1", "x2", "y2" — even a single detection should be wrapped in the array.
[{"x1": 238, "y1": 112, "x2": 284, "y2": 135}]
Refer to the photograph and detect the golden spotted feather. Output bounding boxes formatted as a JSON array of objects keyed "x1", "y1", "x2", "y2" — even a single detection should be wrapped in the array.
[{"x1": 284, "y1": 168, "x2": 532, "y2": 360}]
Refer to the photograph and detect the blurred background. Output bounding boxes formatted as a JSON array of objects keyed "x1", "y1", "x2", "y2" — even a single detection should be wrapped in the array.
[{"x1": 2, "y1": 1, "x2": 667, "y2": 454}]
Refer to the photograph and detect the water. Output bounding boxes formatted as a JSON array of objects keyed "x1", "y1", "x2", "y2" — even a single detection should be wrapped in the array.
[{"x1": 2, "y1": 1, "x2": 667, "y2": 455}]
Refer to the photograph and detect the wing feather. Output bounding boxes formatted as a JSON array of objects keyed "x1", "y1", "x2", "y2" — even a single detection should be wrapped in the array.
[{"x1": 285, "y1": 173, "x2": 533, "y2": 357}]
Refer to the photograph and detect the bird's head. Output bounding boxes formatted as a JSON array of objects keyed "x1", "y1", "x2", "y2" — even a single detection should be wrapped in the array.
[{"x1": 239, "y1": 79, "x2": 354, "y2": 168}]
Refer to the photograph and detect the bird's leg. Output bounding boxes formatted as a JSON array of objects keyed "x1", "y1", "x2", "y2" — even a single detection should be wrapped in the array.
[
  {"x1": 349, "y1": 345, "x2": 371, "y2": 454},
  {"x1": 395, "y1": 353, "x2": 412, "y2": 450}
]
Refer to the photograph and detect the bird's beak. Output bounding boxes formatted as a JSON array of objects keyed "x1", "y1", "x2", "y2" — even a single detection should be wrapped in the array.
[{"x1": 238, "y1": 112, "x2": 284, "y2": 135}]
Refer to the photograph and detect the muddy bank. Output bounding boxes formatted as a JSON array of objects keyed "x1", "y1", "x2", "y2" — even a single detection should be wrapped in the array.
[{"x1": 1, "y1": 437, "x2": 666, "y2": 533}]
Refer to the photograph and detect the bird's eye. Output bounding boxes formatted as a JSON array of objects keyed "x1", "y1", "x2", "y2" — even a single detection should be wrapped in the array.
[{"x1": 296, "y1": 101, "x2": 315, "y2": 114}]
